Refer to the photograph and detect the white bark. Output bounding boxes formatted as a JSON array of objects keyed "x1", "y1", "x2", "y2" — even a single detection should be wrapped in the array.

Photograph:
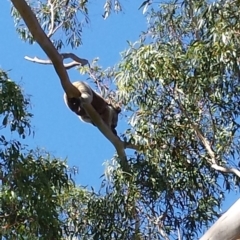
[{"x1": 200, "y1": 198, "x2": 240, "y2": 240}]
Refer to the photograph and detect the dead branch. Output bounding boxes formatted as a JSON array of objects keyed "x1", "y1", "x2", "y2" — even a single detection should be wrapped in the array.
[
  {"x1": 11, "y1": 0, "x2": 131, "y2": 172},
  {"x1": 25, "y1": 56, "x2": 86, "y2": 70}
]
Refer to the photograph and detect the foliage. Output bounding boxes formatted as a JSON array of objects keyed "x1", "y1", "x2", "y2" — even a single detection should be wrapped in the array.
[
  {"x1": 102, "y1": 0, "x2": 122, "y2": 19},
  {"x1": 11, "y1": 0, "x2": 123, "y2": 49},
  {"x1": 5, "y1": 0, "x2": 240, "y2": 239},
  {"x1": 11, "y1": 0, "x2": 89, "y2": 49},
  {"x1": 114, "y1": 0, "x2": 240, "y2": 238},
  {"x1": 0, "y1": 70, "x2": 73, "y2": 239},
  {"x1": 0, "y1": 70, "x2": 32, "y2": 138}
]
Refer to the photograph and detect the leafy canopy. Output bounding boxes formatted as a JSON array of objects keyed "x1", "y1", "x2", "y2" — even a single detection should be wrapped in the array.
[{"x1": 4, "y1": 0, "x2": 240, "y2": 239}]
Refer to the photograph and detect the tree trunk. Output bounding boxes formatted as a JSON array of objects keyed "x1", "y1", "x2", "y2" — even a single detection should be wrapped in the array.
[{"x1": 200, "y1": 198, "x2": 240, "y2": 240}]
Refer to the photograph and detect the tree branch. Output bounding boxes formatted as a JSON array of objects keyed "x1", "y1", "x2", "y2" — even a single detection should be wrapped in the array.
[
  {"x1": 200, "y1": 198, "x2": 240, "y2": 240},
  {"x1": 25, "y1": 56, "x2": 87, "y2": 70},
  {"x1": 47, "y1": 0, "x2": 55, "y2": 37},
  {"x1": 175, "y1": 87, "x2": 240, "y2": 178},
  {"x1": 11, "y1": 0, "x2": 79, "y2": 98},
  {"x1": 192, "y1": 124, "x2": 240, "y2": 178},
  {"x1": 82, "y1": 102, "x2": 129, "y2": 171},
  {"x1": 48, "y1": 22, "x2": 63, "y2": 38},
  {"x1": 61, "y1": 53, "x2": 90, "y2": 67},
  {"x1": 11, "y1": 0, "x2": 133, "y2": 171}
]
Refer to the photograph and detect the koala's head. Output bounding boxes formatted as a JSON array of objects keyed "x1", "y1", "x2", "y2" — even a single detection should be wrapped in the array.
[{"x1": 68, "y1": 97, "x2": 86, "y2": 115}]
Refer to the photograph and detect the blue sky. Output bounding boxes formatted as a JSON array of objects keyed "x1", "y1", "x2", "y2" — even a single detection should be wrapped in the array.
[{"x1": 0, "y1": 0, "x2": 239, "y2": 227}]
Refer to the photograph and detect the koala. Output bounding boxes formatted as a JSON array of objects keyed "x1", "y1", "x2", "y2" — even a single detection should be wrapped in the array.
[{"x1": 63, "y1": 81, "x2": 121, "y2": 135}]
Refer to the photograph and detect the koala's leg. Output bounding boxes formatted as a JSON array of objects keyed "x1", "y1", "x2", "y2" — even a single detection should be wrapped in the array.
[
  {"x1": 101, "y1": 106, "x2": 112, "y2": 128},
  {"x1": 111, "y1": 127, "x2": 118, "y2": 135},
  {"x1": 101, "y1": 106, "x2": 120, "y2": 136}
]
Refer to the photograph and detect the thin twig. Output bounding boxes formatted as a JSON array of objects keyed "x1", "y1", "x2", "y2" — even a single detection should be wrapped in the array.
[{"x1": 48, "y1": 22, "x2": 63, "y2": 38}]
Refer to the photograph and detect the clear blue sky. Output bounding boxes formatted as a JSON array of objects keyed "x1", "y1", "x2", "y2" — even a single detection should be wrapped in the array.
[{"x1": 0, "y1": 0, "x2": 239, "y2": 223}]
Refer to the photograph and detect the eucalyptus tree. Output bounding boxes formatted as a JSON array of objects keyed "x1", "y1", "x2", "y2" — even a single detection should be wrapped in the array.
[{"x1": 4, "y1": 0, "x2": 240, "y2": 239}]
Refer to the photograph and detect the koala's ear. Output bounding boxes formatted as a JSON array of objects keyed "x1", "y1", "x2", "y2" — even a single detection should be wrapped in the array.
[{"x1": 115, "y1": 106, "x2": 121, "y2": 113}]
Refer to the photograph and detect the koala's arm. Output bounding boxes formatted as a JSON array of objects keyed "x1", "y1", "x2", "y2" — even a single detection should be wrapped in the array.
[
  {"x1": 100, "y1": 106, "x2": 112, "y2": 128},
  {"x1": 72, "y1": 81, "x2": 93, "y2": 103}
]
